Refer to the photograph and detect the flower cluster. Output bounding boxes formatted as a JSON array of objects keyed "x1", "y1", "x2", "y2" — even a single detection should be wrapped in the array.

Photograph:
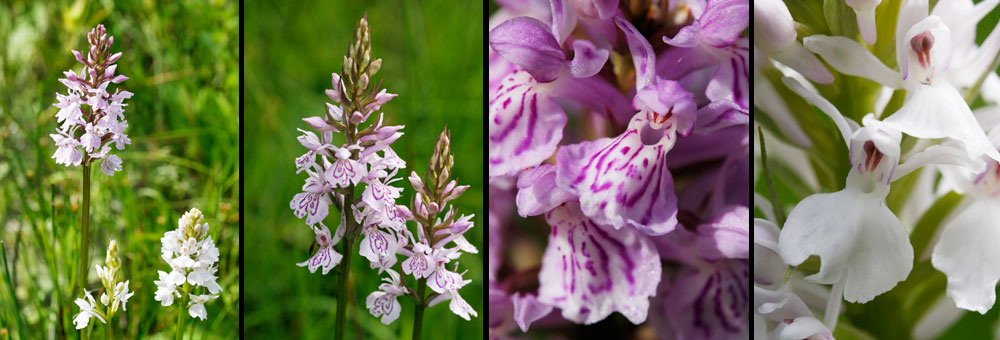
[
  {"x1": 291, "y1": 16, "x2": 405, "y2": 278},
  {"x1": 367, "y1": 129, "x2": 478, "y2": 324},
  {"x1": 755, "y1": 0, "x2": 1000, "y2": 338},
  {"x1": 73, "y1": 240, "x2": 135, "y2": 329},
  {"x1": 489, "y1": 0, "x2": 749, "y2": 338},
  {"x1": 291, "y1": 17, "x2": 478, "y2": 331},
  {"x1": 155, "y1": 207, "x2": 223, "y2": 320},
  {"x1": 51, "y1": 24, "x2": 132, "y2": 176}
]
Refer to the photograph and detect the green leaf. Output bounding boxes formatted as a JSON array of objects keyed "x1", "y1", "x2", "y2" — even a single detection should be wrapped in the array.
[
  {"x1": 910, "y1": 192, "x2": 963, "y2": 259},
  {"x1": 824, "y1": 0, "x2": 860, "y2": 38},
  {"x1": 834, "y1": 321, "x2": 879, "y2": 340}
]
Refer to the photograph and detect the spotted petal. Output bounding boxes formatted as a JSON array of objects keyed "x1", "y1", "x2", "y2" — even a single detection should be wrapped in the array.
[
  {"x1": 663, "y1": 260, "x2": 749, "y2": 340},
  {"x1": 537, "y1": 202, "x2": 661, "y2": 324},
  {"x1": 290, "y1": 192, "x2": 331, "y2": 225},
  {"x1": 489, "y1": 69, "x2": 568, "y2": 178},
  {"x1": 556, "y1": 115, "x2": 679, "y2": 236},
  {"x1": 706, "y1": 38, "x2": 749, "y2": 110},
  {"x1": 296, "y1": 246, "x2": 342, "y2": 275}
]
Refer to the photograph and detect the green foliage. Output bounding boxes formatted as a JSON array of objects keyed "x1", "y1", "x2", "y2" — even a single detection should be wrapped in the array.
[
  {"x1": 0, "y1": 0, "x2": 240, "y2": 339},
  {"x1": 243, "y1": 1, "x2": 483, "y2": 339}
]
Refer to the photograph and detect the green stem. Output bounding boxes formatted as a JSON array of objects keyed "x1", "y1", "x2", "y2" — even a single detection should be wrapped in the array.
[
  {"x1": 334, "y1": 235, "x2": 355, "y2": 340},
  {"x1": 176, "y1": 284, "x2": 189, "y2": 340},
  {"x1": 80, "y1": 164, "x2": 91, "y2": 340},
  {"x1": 105, "y1": 316, "x2": 112, "y2": 340},
  {"x1": 411, "y1": 279, "x2": 427, "y2": 340}
]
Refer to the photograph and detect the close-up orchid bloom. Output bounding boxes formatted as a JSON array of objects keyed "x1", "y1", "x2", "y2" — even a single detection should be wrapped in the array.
[
  {"x1": 755, "y1": 0, "x2": 1000, "y2": 338},
  {"x1": 491, "y1": 0, "x2": 749, "y2": 338}
]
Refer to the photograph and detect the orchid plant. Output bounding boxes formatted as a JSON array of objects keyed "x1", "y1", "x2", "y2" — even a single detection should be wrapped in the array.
[
  {"x1": 72, "y1": 240, "x2": 135, "y2": 340},
  {"x1": 755, "y1": 0, "x2": 1000, "y2": 338},
  {"x1": 289, "y1": 16, "x2": 478, "y2": 340},
  {"x1": 489, "y1": 0, "x2": 749, "y2": 338},
  {"x1": 155, "y1": 207, "x2": 223, "y2": 340},
  {"x1": 53, "y1": 23, "x2": 132, "y2": 340}
]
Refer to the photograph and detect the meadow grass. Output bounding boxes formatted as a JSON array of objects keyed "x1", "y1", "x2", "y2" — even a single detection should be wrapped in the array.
[
  {"x1": 0, "y1": 1, "x2": 240, "y2": 339},
  {"x1": 244, "y1": 0, "x2": 484, "y2": 339}
]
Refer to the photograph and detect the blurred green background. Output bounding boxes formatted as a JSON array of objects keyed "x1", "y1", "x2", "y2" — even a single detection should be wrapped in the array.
[
  {"x1": 0, "y1": 0, "x2": 240, "y2": 339},
  {"x1": 244, "y1": 0, "x2": 483, "y2": 339}
]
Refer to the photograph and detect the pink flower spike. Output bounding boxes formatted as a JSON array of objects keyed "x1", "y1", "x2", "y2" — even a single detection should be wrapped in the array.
[{"x1": 107, "y1": 52, "x2": 122, "y2": 64}]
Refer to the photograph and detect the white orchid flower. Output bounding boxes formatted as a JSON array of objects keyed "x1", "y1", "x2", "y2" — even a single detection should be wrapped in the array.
[{"x1": 803, "y1": 0, "x2": 1000, "y2": 165}]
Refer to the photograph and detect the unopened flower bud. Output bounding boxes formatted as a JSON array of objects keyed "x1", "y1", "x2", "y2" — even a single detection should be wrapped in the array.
[
  {"x1": 409, "y1": 171, "x2": 425, "y2": 194},
  {"x1": 369, "y1": 58, "x2": 382, "y2": 75},
  {"x1": 358, "y1": 74, "x2": 369, "y2": 92},
  {"x1": 397, "y1": 205, "x2": 414, "y2": 221},
  {"x1": 351, "y1": 111, "x2": 365, "y2": 124},
  {"x1": 428, "y1": 202, "x2": 440, "y2": 214}
]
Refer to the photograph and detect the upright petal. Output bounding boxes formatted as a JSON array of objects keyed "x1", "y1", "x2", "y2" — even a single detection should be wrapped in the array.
[
  {"x1": 846, "y1": 0, "x2": 882, "y2": 45},
  {"x1": 489, "y1": 17, "x2": 567, "y2": 83},
  {"x1": 537, "y1": 203, "x2": 661, "y2": 324},
  {"x1": 932, "y1": 199, "x2": 1000, "y2": 314},
  {"x1": 614, "y1": 16, "x2": 656, "y2": 89}
]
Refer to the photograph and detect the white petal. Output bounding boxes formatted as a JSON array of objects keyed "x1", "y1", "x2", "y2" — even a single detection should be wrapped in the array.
[
  {"x1": 754, "y1": 219, "x2": 786, "y2": 286},
  {"x1": 803, "y1": 35, "x2": 901, "y2": 88},
  {"x1": 778, "y1": 316, "x2": 833, "y2": 340},
  {"x1": 932, "y1": 200, "x2": 1000, "y2": 314},
  {"x1": 779, "y1": 189, "x2": 913, "y2": 303},
  {"x1": 884, "y1": 83, "x2": 1000, "y2": 162},
  {"x1": 769, "y1": 41, "x2": 834, "y2": 85},
  {"x1": 189, "y1": 302, "x2": 207, "y2": 320},
  {"x1": 449, "y1": 292, "x2": 477, "y2": 321}
]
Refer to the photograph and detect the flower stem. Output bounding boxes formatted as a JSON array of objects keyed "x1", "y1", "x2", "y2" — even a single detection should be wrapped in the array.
[
  {"x1": 411, "y1": 278, "x2": 427, "y2": 340},
  {"x1": 79, "y1": 164, "x2": 91, "y2": 290},
  {"x1": 105, "y1": 318, "x2": 112, "y2": 340},
  {"x1": 334, "y1": 235, "x2": 355, "y2": 340},
  {"x1": 176, "y1": 285, "x2": 188, "y2": 340},
  {"x1": 80, "y1": 164, "x2": 91, "y2": 340}
]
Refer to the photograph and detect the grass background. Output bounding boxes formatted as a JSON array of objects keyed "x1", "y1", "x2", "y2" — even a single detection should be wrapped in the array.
[
  {"x1": 0, "y1": 0, "x2": 240, "y2": 339},
  {"x1": 243, "y1": 0, "x2": 484, "y2": 339}
]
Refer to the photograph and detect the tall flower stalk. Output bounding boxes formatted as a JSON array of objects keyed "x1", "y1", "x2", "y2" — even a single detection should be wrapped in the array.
[
  {"x1": 154, "y1": 208, "x2": 223, "y2": 340},
  {"x1": 290, "y1": 15, "x2": 478, "y2": 340},
  {"x1": 72, "y1": 240, "x2": 135, "y2": 339},
  {"x1": 52, "y1": 24, "x2": 131, "y2": 339},
  {"x1": 396, "y1": 129, "x2": 477, "y2": 340}
]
